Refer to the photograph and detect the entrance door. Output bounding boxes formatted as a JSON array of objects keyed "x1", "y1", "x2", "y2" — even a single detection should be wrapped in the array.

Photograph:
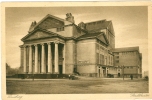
[
  {"x1": 118, "y1": 73, "x2": 120, "y2": 77},
  {"x1": 59, "y1": 65, "x2": 62, "y2": 74},
  {"x1": 98, "y1": 69, "x2": 100, "y2": 77}
]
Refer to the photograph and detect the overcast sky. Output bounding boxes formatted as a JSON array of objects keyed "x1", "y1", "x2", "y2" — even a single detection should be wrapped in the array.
[{"x1": 5, "y1": 6, "x2": 148, "y2": 72}]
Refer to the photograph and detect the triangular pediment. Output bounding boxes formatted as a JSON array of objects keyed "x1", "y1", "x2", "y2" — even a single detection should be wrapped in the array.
[
  {"x1": 22, "y1": 29, "x2": 56, "y2": 41},
  {"x1": 35, "y1": 14, "x2": 64, "y2": 30},
  {"x1": 97, "y1": 33, "x2": 109, "y2": 45}
]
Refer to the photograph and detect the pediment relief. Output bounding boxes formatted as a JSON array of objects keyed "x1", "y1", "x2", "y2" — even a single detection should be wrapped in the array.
[
  {"x1": 25, "y1": 30, "x2": 54, "y2": 40},
  {"x1": 97, "y1": 34, "x2": 108, "y2": 44}
]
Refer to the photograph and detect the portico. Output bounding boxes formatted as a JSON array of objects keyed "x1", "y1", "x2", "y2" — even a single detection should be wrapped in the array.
[{"x1": 22, "y1": 41, "x2": 65, "y2": 74}]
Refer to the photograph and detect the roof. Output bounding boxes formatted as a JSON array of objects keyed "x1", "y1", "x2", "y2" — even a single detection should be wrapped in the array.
[
  {"x1": 84, "y1": 20, "x2": 111, "y2": 31},
  {"x1": 77, "y1": 32, "x2": 109, "y2": 45},
  {"x1": 112, "y1": 46, "x2": 139, "y2": 52},
  {"x1": 77, "y1": 32, "x2": 101, "y2": 39},
  {"x1": 29, "y1": 14, "x2": 65, "y2": 32},
  {"x1": 84, "y1": 19, "x2": 106, "y2": 24}
]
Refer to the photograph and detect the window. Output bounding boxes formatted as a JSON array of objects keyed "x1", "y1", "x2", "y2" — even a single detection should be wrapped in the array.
[
  {"x1": 97, "y1": 53, "x2": 99, "y2": 64},
  {"x1": 57, "y1": 27, "x2": 64, "y2": 32},
  {"x1": 115, "y1": 52, "x2": 119, "y2": 55},
  {"x1": 100, "y1": 54, "x2": 102, "y2": 64},
  {"x1": 116, "y1": 60, "x2": 119, "y2": 63},
  {"x1": 96, "y1": 44, "x2": 99, "y2": 50},
  {"x1": 109, "y1": 56, "x2": 110, "y2": 64}
]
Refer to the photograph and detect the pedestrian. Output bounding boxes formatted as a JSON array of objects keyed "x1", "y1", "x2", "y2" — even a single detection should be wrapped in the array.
[
  {"x1": 130, "y1": 75, "x2": 133, "y2": 80},
  {"x1": 69, "y1": 74, "x2": 71, "y2": 80}
]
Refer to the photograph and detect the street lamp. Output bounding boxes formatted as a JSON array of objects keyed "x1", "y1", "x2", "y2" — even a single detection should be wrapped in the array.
[
  {"x1": 105, "y1": 57, "x2": 107, "y2": 77},
  {"x1": 122, "y1": 65, "x2": 124, "y2": 80},
  {"x1": 32, "y1": 60, "x2": 34, "y2": 81}
]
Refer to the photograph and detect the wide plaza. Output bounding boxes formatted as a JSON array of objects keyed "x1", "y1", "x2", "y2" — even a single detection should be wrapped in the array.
[{"x1": 6, "y1": 78, "x2": 148, "y2": 94}]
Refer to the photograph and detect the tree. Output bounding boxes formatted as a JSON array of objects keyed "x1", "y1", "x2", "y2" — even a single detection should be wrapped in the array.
[{"x1": 6, "y1": 63, "x2": 20, "y2": 76}]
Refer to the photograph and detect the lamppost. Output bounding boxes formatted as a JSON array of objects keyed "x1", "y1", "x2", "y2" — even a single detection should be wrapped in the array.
[
  {"x1": 122, "y1": 65, "x2": 124, "y2": 80},
  {"x1": 105, "y1": 57, "x2": 107, "y2": 77},
  {"x1": 32, "y1": 60, "x2": 34, "y2": 81}
]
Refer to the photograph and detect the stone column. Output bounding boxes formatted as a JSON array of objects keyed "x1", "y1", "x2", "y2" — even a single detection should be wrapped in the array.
[
  {"x1": 34, "y1": 44, "x2": 38, "y2": 73},
  {"x1": 23, "y1": 46, "x2": 26, "y2": 73},
  {"x1": 29, "y1": 45, "x2": 32, "y2": 73},
  {"x1": 41, "y1": 43, "x2": 45, "y2": 73},
  {"x1": 62, "y1": 44, "x2": 65, "y2": 74},
  {"x1": 54, "y1": 42, "x2": 59, "y2": 73},
  {"x1": 106, "y1": 67, "x2": 108, "y2": 77},
  {"x1": 47, "y1": 42, "x2": 52, "y2": 73},
  {"x1": 101, "y1": 68, "x2": 103, "y2": 78}
]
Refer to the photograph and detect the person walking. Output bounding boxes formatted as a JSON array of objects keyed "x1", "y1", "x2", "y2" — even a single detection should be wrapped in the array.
[
  {"x1": 69, "y1": 74, "x2": 71, "y2": 80},
  {"x1": 130, "y1": 75, "x2": 133, "y2": 80}
]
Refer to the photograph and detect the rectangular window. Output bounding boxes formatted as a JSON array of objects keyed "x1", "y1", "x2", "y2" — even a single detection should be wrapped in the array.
[
  {"x1": 115, "y1": 52, "x2": 119, "y2": 55},
  {"x1": 57, "y1": 27, "x2": 64, "y2": 32},
  {"x1": 116, "y1": 60, "x2": 119, "y2": 63},
  {"x1": 100, "y1": 54, "x2": 102, "y2": 64},
  {"x1": 96, "y1": 44, "x2": 99, "y2": 50},
  {"x1": 97, "y1": 53, "x2": 99, "y2": 64},
  {"x1": 109, "y1": 56, "x2": 110, "y2": 64}
]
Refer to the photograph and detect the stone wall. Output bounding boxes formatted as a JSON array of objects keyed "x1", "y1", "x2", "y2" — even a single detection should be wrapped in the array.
[
  {"x1": 65, "y1": 40, "x2": 76, "y2": 74},
  {"x1": 76, "y1": 39, "x2": 96, "y2": 74}
]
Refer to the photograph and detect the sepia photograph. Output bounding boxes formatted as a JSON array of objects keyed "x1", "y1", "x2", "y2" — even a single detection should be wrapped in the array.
[{"x1": 1, "y1": 2, "x2": 152, "y2": 100}]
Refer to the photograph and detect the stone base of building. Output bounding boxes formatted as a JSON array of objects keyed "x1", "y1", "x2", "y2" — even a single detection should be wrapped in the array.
[
  {"x1": 9, "y1": 74, "x2": 69, "y2": 79},
  {"x1": 80, "y1": 73, "x2": 97, "y2": 77},
  {"x1": 115, "y1": 74, "x2": 142, "y2": 78},
  {"x1": 6, "y1": 73, "x2": 142, "y2": 79}
]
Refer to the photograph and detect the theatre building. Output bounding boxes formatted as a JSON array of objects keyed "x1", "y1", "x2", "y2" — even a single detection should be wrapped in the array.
[{"x1": 19, "y1": 13, "x2": 142, "y2": 78}]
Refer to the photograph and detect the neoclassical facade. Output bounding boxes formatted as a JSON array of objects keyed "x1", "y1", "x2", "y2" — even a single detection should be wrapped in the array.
[{"x1": 20, "y1": 13, "x2": 142, "y2": 78}]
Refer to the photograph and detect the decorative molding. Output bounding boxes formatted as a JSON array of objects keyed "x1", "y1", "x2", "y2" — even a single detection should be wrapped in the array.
[
  {"x1": 47, "y1": 42, "x2": 52, "y2": 45},
  {"x1": 34, "y1": 44, "x2": 38, "y2": 46},
  {"x1": 54, "y1": 41, "x2": 60, "y2": 44},
  {"x1": 41, "y1": 43, "x2": 45, "y2": 46}
]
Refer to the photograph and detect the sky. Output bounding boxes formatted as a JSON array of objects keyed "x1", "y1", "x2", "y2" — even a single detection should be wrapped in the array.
[{"x1": 5, "y1": 6, "x2": 148, "y2": 73}]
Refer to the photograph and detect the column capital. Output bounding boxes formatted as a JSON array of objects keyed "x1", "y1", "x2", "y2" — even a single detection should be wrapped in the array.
[
  {"x1": 27, "y1": 44, "x2": 32, "y2": 47},
  {"x1": 41, "y1": 43, "x2": 45, "y2": 46},
  {"x1": 23, "y1": 45, "x2": 27, "y2": 48},
  {"x1": 54, "y1": 41, "x2": 60, "y2": 44},
  {"x1": 47, "y1": 42, "x2": 52, "y2": 45},
  {"x1": 34, "y1": 44, "x2": 38, "y2": 47}
]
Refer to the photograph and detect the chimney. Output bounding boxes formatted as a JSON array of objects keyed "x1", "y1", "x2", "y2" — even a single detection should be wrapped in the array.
[
  {"x1": 78, "y1": 22, "x2": 85, "y2": 29},
  {"x1": 66, "y1": 13, "x2": 75, "y2": 23},
  {"x1": 29, "y1": 21, "x2": 37, "y2": 32}
]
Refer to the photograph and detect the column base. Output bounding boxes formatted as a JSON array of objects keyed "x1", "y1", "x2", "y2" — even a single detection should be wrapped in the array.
[
  {"x1": 33, "y1": 72, "x2": 40, "y2": 74},
  {"x1": 54, "y1": 72, "x2": 59, "y2": 74},
  {"x1": 47, "y1": 72, "x2": 53, "y2": 74},
  {"x1": 40, "y1": 72, "x2": 47, "y2": 74},
  {"x1": 28, "y1": 72, "x2": 33, "y2": 74}
]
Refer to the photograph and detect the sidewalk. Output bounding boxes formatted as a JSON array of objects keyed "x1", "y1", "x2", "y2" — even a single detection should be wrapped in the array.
[{"x1": 6, "y1": 78, "x2": 68, "y2": 81}]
